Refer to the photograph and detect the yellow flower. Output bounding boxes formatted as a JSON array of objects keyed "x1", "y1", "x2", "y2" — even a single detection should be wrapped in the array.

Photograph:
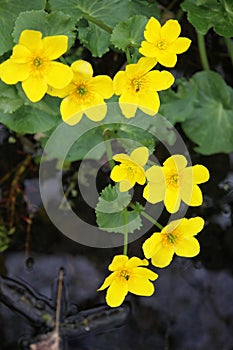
[
  {"x1": 139, "y1": 17, "x2": 191, "y2": 67},
  {"x1": 111, "y1": 146, "x2": 149, "y2": 192},
  {"x1": 98, "y1": 255, "x2": 158, "y2": 307},
  {"x1": 0, "y1": 30, "x2": 73, "y2": 102},
  {"x1": 143, "y1": 217, "x2": 204, "y2": 267},
  {"x1": 113, "y1": 57, "x2": 174, "y2": 118},
  {"x1": 48, "y1": 60, "x2": 114, "y2": 125},
  {"x1": 143, "y1": 155, "x2": 210, "y2": 213}
]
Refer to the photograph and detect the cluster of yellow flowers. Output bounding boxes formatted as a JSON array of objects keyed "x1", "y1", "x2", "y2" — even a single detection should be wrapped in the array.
[
  {"x1": 0, "y1": 17, "x2": 207, "y2": 308},
  {"x1": 98, "y1": 147, "x2": 209, "y2": 307},
  {"x1": 0, "y1": 17, "x2": 191, "y2": 125}
]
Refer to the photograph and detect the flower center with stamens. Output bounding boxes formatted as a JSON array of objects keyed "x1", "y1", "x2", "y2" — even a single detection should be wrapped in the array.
[
  {"x1": 132, "y1": 78, "x2": 143, "y2": 93},
  {"x1": 33, "y1": 57, "x2": 42, "y2": 68},
  {"x1": 167, "y1": 233, "x2": 177, "y2": 244},
  {"x1": 166, "y1": 173, "x2": 179, "y2": 188},
  {"x1": 77, "y1": 85, "x2": 88, "y2": 95},
  {"x1": 156, "y1": 40, "x2": 168, "y2": 50},
  {"x1": 120, "y1": 270, "x2": 130, "y2": 281}
]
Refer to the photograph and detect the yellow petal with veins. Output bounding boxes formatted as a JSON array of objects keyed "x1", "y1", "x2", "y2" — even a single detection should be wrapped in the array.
[
  {"x1": 22, "y1": 75, "x2": 47, "y2": 102},
  {"x1": 19, "y1": 29, "x2": 43, "y2": 51},
  {"x1": 42, "y1": 35, "x2": 68, "y2": 60},
  {"x1": 161, "y1": 20, "x2": 181, "y2": 43},
  {"x1": 45, "y1": 61, "x2": 73, "y2": 89},
  {"x1": 0, "y1": 59, "x2": 30, "y2": 84}
]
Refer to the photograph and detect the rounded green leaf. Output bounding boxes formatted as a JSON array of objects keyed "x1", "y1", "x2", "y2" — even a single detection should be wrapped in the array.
[
  {"x1": 181, "y1": 0, "x2": 233, "y2": 37},
  {"x1": 0, "y1": 0, "x2": 45, "y2": 55}
]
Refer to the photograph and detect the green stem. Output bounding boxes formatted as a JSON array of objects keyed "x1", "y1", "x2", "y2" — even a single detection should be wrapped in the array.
[
  {"x1": 130, "y1": 204, "x2": 163, "y2": 230},
  {"x1": 123, "y1": 208, "x2": 128, "y2": 255},
  {"x1": 103, "y1": 129, "x2": 115, "y2": 170},
  {"x1": 197, "y1": 31, "x2": 210, "y2": 71},
  {"x1": 125, "y1": 47, "x2": 132, "y2": 64},
  {"x1": 224, "y1": 37, "x2": 233, "y2": 66},
  {"x1": 83, "y1": 14, "x2": 113, "y2": 34}
]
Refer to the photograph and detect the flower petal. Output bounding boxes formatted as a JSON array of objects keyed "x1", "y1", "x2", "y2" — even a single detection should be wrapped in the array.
[
  {"x1": 175, "y1": 237, "x2": 200, "y2": 257},
  {"x1": 191, "y1": 165, "x2": 210, "y2": 184},
  {"x1": 164, "y1": 188, "x2": 181, "y2": 213},
  {"x1": 128, "y1": 276, "x2": 155, "y2": 296},
  {"x1": 19, "y1": 29, "x2": 43, "y2": 51},
  {"x1": 60, "y1": 96, "x2": 83, "y2": 125},
  {"x1": 11, "y1": 45, "x2": 31, "y2": 63},
  {"x1": 151, "y1": 245, "x2": 174, "y2": 268},
  {"x1": 143, "y1": 233, "x2": 163, "y2": 259},
  {"x1": 119, "y1": 180, "x2": 134, "y2": 192},
  {"x1": 110, "y1": 165, "x2": 127, "y2": 182},
  {"x1": 45, "y1": 61, "x2": 73, "y2": 88},
  {"x1": 169, "y1": 37, "x2": 191, "y2": 54},
  {"x1": 161, "y1": 20, "x2": 181, "y2": 43},
  {"x1": 155, "y1": 50, "x2": 177, "y2": 67},
  {"x1": 112, "y1": 154, "x2": 131, "y2": 163},
  {"x1": 22, "y1": 75, "x2": 47, "y2": 102},
  {"x1": 139, "y1": 91, "x2": 160, "y2": 115},
  {"x1": 109, "y1": 255, "x2": 128, "y2": 271},
  {"x1": 146, "y1": 70, "x2": 174, "y2": 91},
  {"x1": 139, "y1": 41, "x2": 159, "y2": 58},
  {"x1": 0, "y1": 59, "x2": 30, "y2": 84},
  {"x1": 106, "y1": 280, "x2": 128, "y2": 307},
  {"x1": 71, "y1": 60, "x2": 93, "y2": 79},
  {"x1": 91, "y1": 75, "x2": 113, "y2": 99},
  {"x1": 181, "y1": 184, "x2": 203, "y2": 206},
  {"x1": 144, "y1": 17, "x2": 161, "y2": 43},
  {"x1": 143, "y1": 183, "x2": 165, "y2": 204},
  {"x1": 113, "y1": 71, "x2": 128, "y2": 95},
  {"x1": 119, "y1": 91, "x2": 138, "y2": 118},
  {"x1": 47, "y1": 83, "x2": 73, "y2": 98},
  {"x1": 97, "y1": 272, "x2": 117, "y2": 291},
  {"x1": 130, "y1": 147, "x2": 148, "y2": 167},
  {"x1": 126, "y1": 257, "x2": 148, "y2": 269},
  {"x1": 163, "y1": 155, "x2": 187, "y2": 170},
  {"x1": 84, "y1": 98, "x2": 107, "y2": 122},
  {"x1": 42, "y1": 35, "x2": 68, "y2": 60},
  {"x1": 181, "y1": 217, "x2": 205, "y2": 238},
  {"x1": 133, "y1": 267, "x2": 158, "y2": 281},
  {"x1": 145, "y1": 165, "x2": 164, "y2": 183}
]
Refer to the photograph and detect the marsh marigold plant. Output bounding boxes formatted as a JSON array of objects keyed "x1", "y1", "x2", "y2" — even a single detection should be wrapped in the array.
[
  {"x1": 111, "y1": 146, "x2": 149, "y2": 192},
  {"x1": 139, "y1": 17, "x2": 191, "y2": 67},
  {"x1": 113, "y1": 57, "x2": 174, "y2": 118},
  {"x1": 98, "y1": 255, "x2": 158, "y2": 307},
  {"x1": 48, "y1": 59, "x2": 114, "y2": 125},
  {"x1": 0, "y1": 30, "x2": 72, "y2": 102},
  {"x1": 143, "y1": 217, "x2": 204, "y2": 267},
  {"x1": 143, "y1": 154, "x2": 210, "y2": 213}
]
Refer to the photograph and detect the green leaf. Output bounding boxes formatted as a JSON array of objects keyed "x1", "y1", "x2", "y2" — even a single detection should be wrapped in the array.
[
  {"x1": 40, "y1": 119, "x2": 107, "y2": 161},
  {"x1": 0, "y1": 0, "x2": 45, "y2": 55},
  {"x1": 181, "y1": 0, "x2": 233, "y2": 37},
  {"x1": 96, "y1": 185, "x2": 142, "y2": 234},
  {"x1": 0, "y1": 99, "x2": 60, "y2": 134},
  {"x1": 111, "y1": 15, "x2": 148, "y2": 51},
  {"x1": 13, "y1": 10, "x2": 76, "y2": 48},
  {"x1": 78, "y1": 22, "x2": 110, "y2": 57},
  {"x1": 49, "y1": 0, "x2": 131, "y2": 27},
  {"x1": 181, "y1": 71, "x2": 233, "y2": 154},
  {"x1": 130, "y1": 0, "x2": 160, "y2": 18},
  {"x1": 0, "y1": 81, "x2": 24, "y2": 114},
  {"x1": 159, "y1": 78, "x2": 198, "y2": 124},
  {"x1": 116, "y1": 123, "x2": 155, "y2": 154}
]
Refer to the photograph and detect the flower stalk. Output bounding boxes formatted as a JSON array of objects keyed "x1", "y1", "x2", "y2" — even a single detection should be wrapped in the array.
[
  {"x1": 83, "y1": 14, "x2": 113, "y2": 34},
  {"x1": 197, "y1": 31, "x2": 210, "y2": 71},
  {"x1": 123, "y1": 208, "x2": 128, "y2": 255}
]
